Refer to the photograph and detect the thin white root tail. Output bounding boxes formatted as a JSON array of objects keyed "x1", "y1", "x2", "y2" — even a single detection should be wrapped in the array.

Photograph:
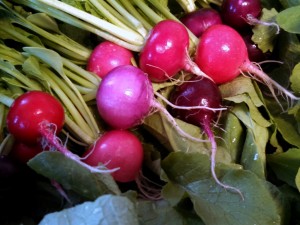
[
  {"x1": 152, "y1": 100, "x2": 210, "y2": 143},
  {"x1": 203, "y1": 122, "x2": 245, "y2": 201}
]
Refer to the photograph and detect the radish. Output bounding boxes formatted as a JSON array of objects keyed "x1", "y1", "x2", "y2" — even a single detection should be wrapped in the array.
[
  {"x1": 87, "y1": 41, "x2": 134, "y2": 78},
  {"x1": 83, "y1": 130, "x2": 143, "y2": 183},
  {"x1": 180, "y1": 8, "x2": 222, "y2": 37},
  {"x1": 221, "y1": 0, "x2": 261, "y2": 30},
  {"x1": 6, "y1": 91, "x2": 117, "y2": 173},
  {"x1": 195, "y1": 24, "x2": 299, "y2": 105},
  {"x1": 169, "y1": 75, "x2": 243, "y2": 198},
  {"x1": 10, "y1": 141, "x2": 44, "y2": 164},
  {"x1": 96, "y1": 65, "x2": 224, "y2": 142},
  {"x1": 139, "y1": 19, "x2": 209, "y2": 83}
]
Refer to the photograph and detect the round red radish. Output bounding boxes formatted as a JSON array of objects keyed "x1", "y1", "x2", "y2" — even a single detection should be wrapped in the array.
[
  {"x1": 139, "y1": 20, "x2": 190, "y2": 82},
  {"x1": 87, "y1": 41, "x2": 134, "y2": 78},
  {"x1": 96, "y1": 65, "x2": 153, "y2": 130},
  {"x1": 6, "y1": 91, "x2": 65, "y2": 145},
  {"x1": 181, "y1": 8, "x2": 222, "y2": 37},
  {"x1": 196, "y1": 24, "x2": 298, "y2": 105},
  {"x1": 83, "y1": 130, "x2": 144, "y2": 183},
  {"x1": 169, "y1": 76, "x2": 243, "y2": 198}
]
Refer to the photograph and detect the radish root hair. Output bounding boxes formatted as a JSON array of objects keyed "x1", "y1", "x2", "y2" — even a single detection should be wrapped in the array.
[
  {"x1": 246, "y1": 14, "x2": 280, "y2": 34},
  {"x1": 151, "y1": 100, "x2": 210, "y2": 143},
  {"x1": 38, "y1": 121, "x2": 120, "y2": 174},
  {"x1": 203, "y1": 122, "x2": 245, "y2": 201}
]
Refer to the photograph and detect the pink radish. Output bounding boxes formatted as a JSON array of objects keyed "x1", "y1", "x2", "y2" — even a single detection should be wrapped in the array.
[
  {"x1": 139, "y1": 19, "x2": 208, "y2": 83},
  {"x1": 96, "y1": 65, "x2": 224, "y2": 141},
  {"x1": 87, "y1": 41, "x2": 134, "y2": 78},
  {"x1": 169, "y1": 75, "x2": 243, "y2": 198},
  {"x1": 195, "y1": 24, "x2": 298, "y2": 104}
]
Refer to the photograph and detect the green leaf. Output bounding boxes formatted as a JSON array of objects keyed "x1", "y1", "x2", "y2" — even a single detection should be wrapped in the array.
[
  {"x1": 28, "y1": 151, "x2": 120, "y2": 200},
  {"x1": 267, "y1": 148, "x2": 300, "y2": 188},
  {"x1": 276, "y1": 5, "x2": 300, "y2": 34},
  {"x1": 290, "y1": 62, "x2": 300, "y2": 93},
  {"x1": 296, "y1": 168, "x2": 300, "y2": 192},
  {"x1": 39, "y1": 194, "x2": 139, "y2": 225},
  {"x1": 137, "y1": 199, "x2": 204, "y2": 225},
  {"x1": 252, "y1": 8, "x2": 279, "y2": 52},
  {"x1": 162, "y1": 152, "x2": 283, "y2": 225}
]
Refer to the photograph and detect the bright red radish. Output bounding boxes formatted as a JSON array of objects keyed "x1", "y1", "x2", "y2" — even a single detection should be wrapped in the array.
[
  {"x1": 96, "y1": 65, "x2": 220, "y2": 142},
  {"x1": 87, "y1": 41, "x2": 134, "y2": 78},
  {"x1": 83, "y1": 130, "x2": 143, "y2": 182},
  {"x1": 6, "y1": 91, "x2": 114, "y2": 174},
  {"x1": 195, "y1": 24, "x2": 298, "y2": 103},
  {"x1": 6, "y1": 91, "x2": 65, "y2": 145},
  {"x1": 139, "y1": 19, "x2": 207, "y2": 82},
  {"x1": 169, "y1": 76, "x2": 243, "y2": 198},
  {"x1": 221, "y1": 0, "x2": 261, "y2": 30},
  {"x1": 181, "y1": 8, "x2": 222, "y2": 37}
]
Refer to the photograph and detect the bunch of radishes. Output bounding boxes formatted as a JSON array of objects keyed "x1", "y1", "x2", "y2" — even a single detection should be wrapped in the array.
[{"x1": 5, "y1": 0, "x2": 298, "y2": 200}]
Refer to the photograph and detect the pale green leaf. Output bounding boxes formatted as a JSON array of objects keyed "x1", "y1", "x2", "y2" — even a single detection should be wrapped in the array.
[{"x1": 276, "y1": 5, "x2": 300, "y2": 34}]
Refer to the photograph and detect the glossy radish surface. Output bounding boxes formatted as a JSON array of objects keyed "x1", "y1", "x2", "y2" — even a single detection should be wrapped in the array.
[
  {"x1": 83, "y1": 130, "x2": 144, "y2": 182},
  {"x1": 181, "y1": 8, "x2": 222, "y2": 37},
  {"x1": 221, "y1": 0, "x2": 261, "y2": 30},
  {"x1": 6, "y1": 91, "x2": 65, "y2": 145},
  {"x1": 169, "y1": 76, "x2": 243, "y2": 197},
  {"x1": 87, "y1": 41, "x2": 134, "y2": 78},
  {"x1": 196, "y1": 24, "x2": 248, "y2": 84},
  {"x1": 195, "y1": 24, "x2": 298, "y2": 103},
  {"x1": 139, "y1": 20, "x2": 191, "y2": 82},
  {"x1": 96, "y1": 65, "x2": 153, "y2": 130}
]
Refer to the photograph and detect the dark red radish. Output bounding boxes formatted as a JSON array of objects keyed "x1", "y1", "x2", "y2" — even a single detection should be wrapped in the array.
[
  {"x1": 242, "y1": 31, "x2": 270, "y2": 62},
  {"x1": 221, "y1": 0, "x2": 261, "y2": 30},
  {"x1": 195, "y1": 24, "x2": 298, "y2": 104},
  {"x1": 181, "y1": 8, "x2": 222, "y2": 37},
  {"x1": 10, "y1": 141, "x2": 43, "y2": 164},
  {"x1": 169, "y1": 76, "x2": 243, "y2": 198},
  {"x1": 139, "y1": 19, "x2": 209, "y2": 83},
  {"x1": 87, "y1": 41, "x2": 134, "y2": 78},
  {"x1": 6, "y1": 91, "x2": 115, "y2": 173},
  {"x1": 96, "y1": 65, "x2": 222, "y2": 142},
  {"x1": 83, "y1": 130, "x2": 144, "y2": 182}
]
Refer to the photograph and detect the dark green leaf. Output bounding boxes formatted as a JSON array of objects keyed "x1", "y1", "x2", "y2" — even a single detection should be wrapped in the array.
[
  {"x1": 162, "y1": 152, "x2": 283, "y2": 225},
  {"x1": 28, "y1": 151, "x2": 120, "y2": 200},
  {"x1": 267, "y1": 148, "x2": 300, "y2": 188}
]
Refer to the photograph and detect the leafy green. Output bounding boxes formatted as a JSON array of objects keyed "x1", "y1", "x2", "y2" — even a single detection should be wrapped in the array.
[
  {"x1": 267, "y1": 148, "x2": 300, "y2": 188},
  {"x1": 276, "y1": 5, "x2": 300, "y2": 33},
  {"x1": 252, "y1": 8, "x2": 279, "y2": 53},
  {"x1": 28, "y1": 151, "x2": 121, "y2": 200},
  {"x1": 39, "y1": 194, "x2": 139, "y2": 225},
  {"x1": 162, "y1": 151, "x2": 284, "y2": 225}
]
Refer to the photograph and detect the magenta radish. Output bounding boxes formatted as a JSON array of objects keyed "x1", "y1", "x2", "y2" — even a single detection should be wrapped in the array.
[
  {"x1": 221, "y1": 0, "x2": 261, "y2": 30},
  {"x1": 96, "y1": 65, "x2": 222, "y2": 142},
  {"x1": 83, "y1": 130, "x2": 144, "y2": 182},
  {"x1": 195, "y1": 24, "x2": 298, "y2": 104},
  {"x1": 139, "y1": 19, "x2": 208, "y2": 83},
  {"x1": 181, "y1": 8, "x2": 222, "y2": 37},
  {"x1": 6, "y1": 91, "x2": 116, "y2": 173},
  {"x1": 87, "y1": 41, "x2": 134, "y2": 78},
  {"x1": 169, "y1": 76, "x2": 243, "y2": 198}
]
